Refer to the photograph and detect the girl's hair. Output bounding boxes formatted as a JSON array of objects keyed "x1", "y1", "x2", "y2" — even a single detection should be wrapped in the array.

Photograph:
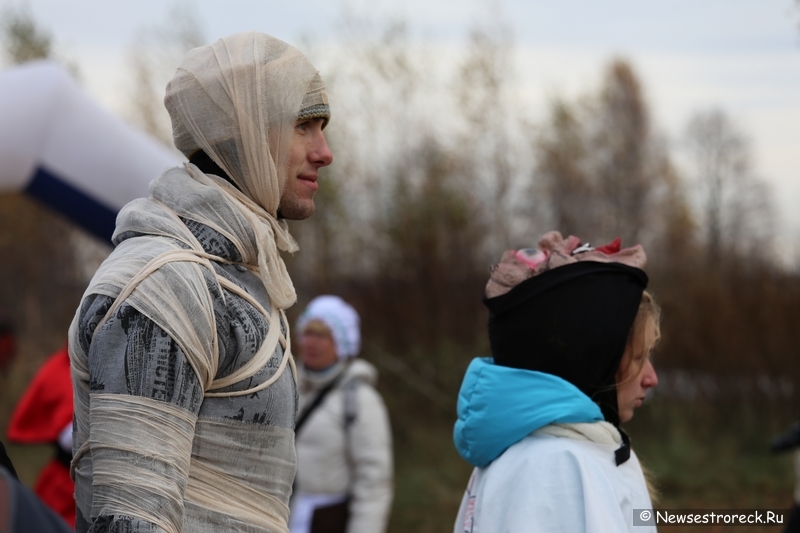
[
  {"x1": 619, "y1": 290, "x2": 662, "y2": 503},
  {"x1": 617, "y1": 291, "x2": 661, "y2": 383}
]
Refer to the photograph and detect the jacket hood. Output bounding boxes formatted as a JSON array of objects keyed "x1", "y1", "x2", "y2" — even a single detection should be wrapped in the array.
[
  {"x1": 342, "y1": 359, "x2": 377, "y2": 386},
  {"x1": 113, "y1": 164, "x2": 299, "y2": 309},
  {"x1": 453, "y1": 357, "x2": 603, "y2": 468},
  {"x1": 485, "y1": 261, "x2": 647, "y2": 427}
]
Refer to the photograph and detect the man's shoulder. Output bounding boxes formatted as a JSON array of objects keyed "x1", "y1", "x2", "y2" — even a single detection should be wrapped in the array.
[
  {"x1": 86, "y1": 232, "x2": 221, "y2": 315},
  {"x1": 112, "y1": 231, "x2": 185, "y2": 254}
]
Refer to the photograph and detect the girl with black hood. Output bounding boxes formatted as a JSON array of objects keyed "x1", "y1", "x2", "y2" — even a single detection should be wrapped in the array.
[{"x1": 453, "y1": 231, "x2": 659, "y2": 533}]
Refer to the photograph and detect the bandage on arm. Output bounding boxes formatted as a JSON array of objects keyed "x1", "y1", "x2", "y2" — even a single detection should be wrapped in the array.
[{"x1": 79, "y1": 297, "x2": 204, "y2": 533}]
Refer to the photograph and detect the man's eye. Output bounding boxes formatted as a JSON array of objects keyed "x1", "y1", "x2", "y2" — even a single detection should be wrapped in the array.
[{"x1": 296, "y1": 121, "x2": 309, "y2": 131}]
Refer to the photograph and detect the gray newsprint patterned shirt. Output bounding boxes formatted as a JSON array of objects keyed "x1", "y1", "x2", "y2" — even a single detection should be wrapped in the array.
[{"x1": 74, "y1": 218, "x2": 297, "y2": 533}]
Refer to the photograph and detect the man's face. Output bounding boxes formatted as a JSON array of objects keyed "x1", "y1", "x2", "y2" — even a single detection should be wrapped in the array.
[{"x1": 279, "y1": 117, "x2": 333, "y2": 220}]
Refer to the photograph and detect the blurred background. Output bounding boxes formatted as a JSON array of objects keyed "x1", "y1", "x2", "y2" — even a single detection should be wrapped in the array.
[{"x1": 1, "y1": 0, "x2": 800, "y2": 531}]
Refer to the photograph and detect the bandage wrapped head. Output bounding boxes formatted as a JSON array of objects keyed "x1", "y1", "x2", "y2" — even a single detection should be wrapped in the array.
[
  {"x1": 296, "y1": 296, "x2": 361, "y2": 360},
  {"x1": 164, "y1": 32, "x2": 330, "y2": 217},
  {"x1": 484, "y1": 231, "x2": 648, "y2": 426}
]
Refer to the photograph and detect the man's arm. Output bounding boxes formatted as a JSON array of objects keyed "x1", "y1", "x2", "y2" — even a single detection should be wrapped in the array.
[{"x1": 77, "y1": 294, "x2": 206, "y2": 533}]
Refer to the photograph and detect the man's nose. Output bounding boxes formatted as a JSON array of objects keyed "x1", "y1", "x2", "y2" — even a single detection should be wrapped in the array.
[{"x1": 311, "y1": 132, "x2": 333, "y2": 167}]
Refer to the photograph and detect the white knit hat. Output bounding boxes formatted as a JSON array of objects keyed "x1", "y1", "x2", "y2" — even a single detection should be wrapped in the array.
[{"x1": 296, "y1": 296, "x2": 361, "y2": 359}]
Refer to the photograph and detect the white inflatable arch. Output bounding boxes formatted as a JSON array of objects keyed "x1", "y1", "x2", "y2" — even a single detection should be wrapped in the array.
[{"x1": 0, "y1": 61, "x2": 183, "y2": 242}]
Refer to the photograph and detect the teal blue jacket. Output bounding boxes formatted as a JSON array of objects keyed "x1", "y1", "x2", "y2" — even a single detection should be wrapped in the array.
[{"x1": 453, "y1": 357, "x2": 604, "y2": 468}]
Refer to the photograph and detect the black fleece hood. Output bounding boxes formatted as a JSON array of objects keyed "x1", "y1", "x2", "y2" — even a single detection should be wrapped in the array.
[{"x1": 484, "y1": 261, "x2": 648, "y2": 426}]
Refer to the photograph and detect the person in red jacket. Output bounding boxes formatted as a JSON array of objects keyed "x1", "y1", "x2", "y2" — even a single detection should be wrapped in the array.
[{"x1": 7, "y1": 345, "x2": 75, "y2": 527}]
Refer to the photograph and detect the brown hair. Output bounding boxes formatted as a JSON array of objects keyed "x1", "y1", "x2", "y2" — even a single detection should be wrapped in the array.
[
  {"x1": 619, "y1": 290, "x2": 662, "y2": 503},
  {"x1": 300, "y1": 318, "x2": 333, "y2": 336}
]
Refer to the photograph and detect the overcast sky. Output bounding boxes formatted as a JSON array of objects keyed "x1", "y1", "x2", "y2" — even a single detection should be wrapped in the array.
[{"x1": 5, "y1": 0, "x2": 800, "y2": 248}]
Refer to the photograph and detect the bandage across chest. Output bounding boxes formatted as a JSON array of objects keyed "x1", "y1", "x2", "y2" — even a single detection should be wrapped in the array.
[{"x1": 69, "y1": 168, "x2": 298, "y2": 533}]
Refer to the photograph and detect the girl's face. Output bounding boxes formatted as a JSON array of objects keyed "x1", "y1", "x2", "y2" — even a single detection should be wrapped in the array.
[{"x1": 616, "y1": 316, "x2": 659, "y2": 423}]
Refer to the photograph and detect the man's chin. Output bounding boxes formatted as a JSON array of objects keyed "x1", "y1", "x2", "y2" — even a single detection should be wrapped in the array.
[{"x1": 277, "y1": 200, "x2": 315, "y2": 220}]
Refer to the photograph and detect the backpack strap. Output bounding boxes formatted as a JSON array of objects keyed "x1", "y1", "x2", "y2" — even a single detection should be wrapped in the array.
[
  {"x1": 341, "y1": 377, "x2": 363, "y2": 489},
  {"x1": 295, "y1": 372, "x2": 343, "y2": 435},
  {"x1": 343, "y1": 378, "x2": 360, "y2": 429}
]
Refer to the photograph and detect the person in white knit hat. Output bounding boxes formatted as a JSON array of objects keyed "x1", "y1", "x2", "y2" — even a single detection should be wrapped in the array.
[
  {"x1": 68, "y1": 32, "x2": 332, "y2": 533},
  {"x1": 290, "y1": 295, "x2": 393, "y2": 533}
]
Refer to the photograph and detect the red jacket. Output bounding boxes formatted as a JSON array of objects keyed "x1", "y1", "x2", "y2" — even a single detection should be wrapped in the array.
[{"x1": 7, "y1": 347, "x2": 75, "y2": 527}]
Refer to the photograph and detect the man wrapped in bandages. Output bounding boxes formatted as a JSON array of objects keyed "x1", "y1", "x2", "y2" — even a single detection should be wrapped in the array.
[{"x1": 69, "y1": 32, "x2": 333, "y2": 533}]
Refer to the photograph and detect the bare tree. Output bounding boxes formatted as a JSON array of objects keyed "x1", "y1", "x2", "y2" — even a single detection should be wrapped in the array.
[
  {"x1": 1, "y1": 4, "x2": 80, "y2": 77},
  {"x1": 287, "y1": 12, "x2": 494, "y2": 354},
  {"x1": 292, "y1": 14, "x2": 437, "y2": 281},
  {"x1": 684, "y1": 108, "x2": 773, "y2": 264},
  {"x1": 532, "y1": 59, "x2": 684, "y2": 251},
  {"x1": 456, "y1": 16, "x2": 517, "y2": 250},
  {"x1": 534, "y1": 99, "x2": 593, "y2": 236},
  {"x1": 593, "y1": 60, "x2": 654, "y2": 244},
  {"x1": 796, "y1": 0, "x2": 800, "y2": 31},
  {"x1": 0, "y1": 5, "x2": 51, "y2": 64},
  {"x1": 126, "y1": 5, "x2": 205, "y2": 145}
]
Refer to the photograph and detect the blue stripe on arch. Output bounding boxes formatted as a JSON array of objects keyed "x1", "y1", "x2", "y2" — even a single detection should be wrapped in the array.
[{"x1": 24, "y1": 166, "x2": 117, "y2": 243}]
